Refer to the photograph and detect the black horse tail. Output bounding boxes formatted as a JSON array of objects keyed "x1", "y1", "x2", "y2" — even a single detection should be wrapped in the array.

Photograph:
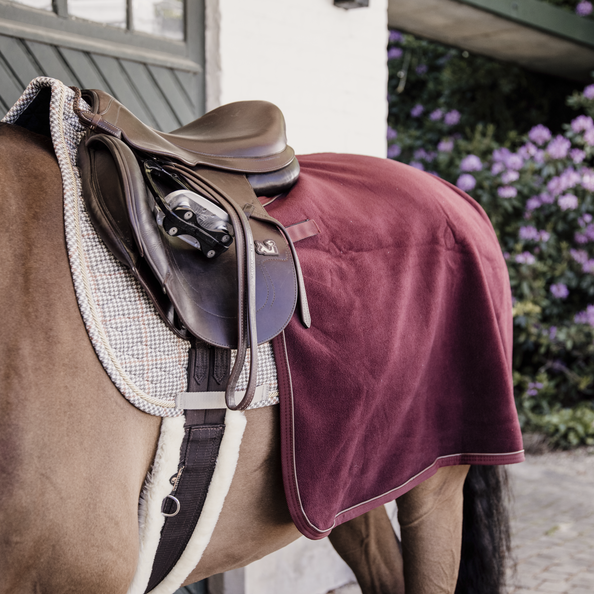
[{"x1": 455, "y1": 465, "x2": 514, "y2": 594}]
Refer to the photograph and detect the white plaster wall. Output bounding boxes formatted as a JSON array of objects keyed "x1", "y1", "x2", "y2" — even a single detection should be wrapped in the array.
[{"x1": 205, "y1": 0, "x2": 389, "y2": 157}]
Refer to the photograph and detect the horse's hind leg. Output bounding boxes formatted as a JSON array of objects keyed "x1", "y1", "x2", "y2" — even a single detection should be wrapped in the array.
[
  {"x1": 397, "y1": 464, "x2": 470, "y2": 594},
  {"x1": 329, "y1": 506, "x2": 405, "y2": 594}
]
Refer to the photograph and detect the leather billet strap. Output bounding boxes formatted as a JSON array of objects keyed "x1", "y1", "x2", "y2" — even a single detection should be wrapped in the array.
[{"x1": 146, "y1": 343, "x2": 228, "y2": 592}]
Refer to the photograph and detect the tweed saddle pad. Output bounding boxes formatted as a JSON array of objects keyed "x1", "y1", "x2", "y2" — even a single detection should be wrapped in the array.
[{"x1": 2, "y1": 77, "x2": 279, "y2": 417}]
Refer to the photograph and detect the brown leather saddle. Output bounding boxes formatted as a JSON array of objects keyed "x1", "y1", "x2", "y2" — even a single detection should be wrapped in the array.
[{"x1": 74, "y1": 88, "x2": 310, "y2": 410}]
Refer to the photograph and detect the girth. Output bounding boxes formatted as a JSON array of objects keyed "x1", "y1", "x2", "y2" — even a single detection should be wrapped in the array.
[{"x1": 74, "y1": 88, "x2": 310, "y2": 410}]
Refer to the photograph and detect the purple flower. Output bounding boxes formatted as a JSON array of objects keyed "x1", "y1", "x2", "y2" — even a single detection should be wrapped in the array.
[
  {"x1": 519, "y1": 226, "x2": 539, "y2": 240},
  {"x1": 571, "y1": 115, "x2": 594, "y2": 133},
  {"x1": 409, "y1": 161, "x2": 425, "y2": 171},
  {"x1": 387, "y1": 127, "x2": 398, "y2": 140},
  {"x1": 528, "y1": 124, "x2": 552, "y2": 146},
  {"x1": 583, "y1": 260, "x2": 594, "y2": 273},
  {"x1": 444, "y1": 110, "x2": 461, "y2": 125},
  {"x1": 388, "y1": 47, "x2": 403, "y2": 60},
  {"x1": 515, "y1": 252, "x2": 536, "y2": 264},
  {"x1": 456, "y1": 173, "x2": 476, "y2": 192},
  {"x1": 430, "y1": 109, "x2": 443, "y2": 121},
  {"x1": 584, "y1": 128, "x2": 594, "y2": 146},
  {"x1": 518, "y1": 142, "x2": 538, "y2": 159},
  {"x1": 389, "y1": 30, "x2": 403, "y2": 43},
  {"x1": 547, "y1": 169, "x2": 580, "y2": 196},
  {"x1": 526, "y1": 195, "x2": 542, "y2": 211},
  {"x1": 387, "y1": 144, "x2": 401, "y2": 159},
  {"x1": 549, "y1": 326, "x2": 557, "y2": 340},
  {"x1": 571, "y1": 249, "x2": 589, "y2": 264},
  {"x1": 460, "y1": 154, "x2": 482, "y2": 172},
  {"x1": 437, "y1": 139, "x2": 453, "y2": 152},
  {"x1": 502, "y1": 170, "x2": 520, "y2": 184},
  {"x1": 585, "y1": 84, "x2": 594, "y2": 100},
  {"x1": 575, "y1": 305, "x2": 594, "y2": 326},
  {"x1": 492, "y1": 147, "x2": 512, "y2": 162},
  {"x1": 576, "y1": 0, "x2": 593, "y2": 16},
  {"x1": 505, "y1": 154, "x2": 524, "y2": 171},
  {"x1": 550, "y1": 283, "x2": 569, "y2": 299},
  {"x1": 491, "y1": 162, "x2": 505, "y2": 175},
  {"x1": 519, "y1": 226, "x2": 549, "y2": 242},
  {"x1": 540, "y1": 192, "x2": 555, "y2": 204},
  {"x1": 582, "y1": 169, "x2": 594, "y2": 192},
  {"x1": 558, "y1": 193, "x2": 578, "y2": 210},
  {"x1": 547, "y1": 135, "x2": 571, "y2": 159},
  {"x1": 416, "y1": 64, "x2": 428, "y2": 75},
  {"x1": 498, "y1": 186, "x2": 517, "y2": 199},
  {"x1": 410, "y1": 104, "x2": 424, "y2": 117},
  {"x1": 571, "y1": 148, "x2": 586, "y2": 164},
  {"x1": 539, "y1": 230, "x2": 551, "y2": 242}
]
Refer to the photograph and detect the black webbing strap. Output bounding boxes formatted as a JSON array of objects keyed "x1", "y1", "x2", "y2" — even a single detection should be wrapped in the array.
[{"x1": 145, "y1": 342, "x2": 230, "y2": 592}]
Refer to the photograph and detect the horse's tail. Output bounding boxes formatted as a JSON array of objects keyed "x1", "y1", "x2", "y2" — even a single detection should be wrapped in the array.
[{"x1": 455, "y1": 465, "x2": 513, "y2": 594}]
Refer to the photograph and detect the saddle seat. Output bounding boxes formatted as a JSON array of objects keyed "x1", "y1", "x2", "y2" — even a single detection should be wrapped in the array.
[{"x1": 79, "y1": 90, "x2": 298, "y2": 191}]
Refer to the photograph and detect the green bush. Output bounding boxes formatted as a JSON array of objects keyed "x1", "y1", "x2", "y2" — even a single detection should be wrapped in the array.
[{"x1": 388, "y1": 31, "x2": 594, "y2": 447}]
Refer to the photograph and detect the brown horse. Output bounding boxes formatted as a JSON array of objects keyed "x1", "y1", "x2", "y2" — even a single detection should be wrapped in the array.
[{"x1": 0, "y1": 122, "x2": 512, "y2": 594}]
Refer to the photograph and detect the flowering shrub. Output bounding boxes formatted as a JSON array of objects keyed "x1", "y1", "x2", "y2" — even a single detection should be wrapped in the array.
[{"x1": 388, "y1": 31, "x2": 594, "y2": 446}]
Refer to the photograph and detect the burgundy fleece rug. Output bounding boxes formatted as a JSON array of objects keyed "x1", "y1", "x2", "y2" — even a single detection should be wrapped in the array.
[{"x1": 266, "y1": 153, "x2": 524, "y2": 540}]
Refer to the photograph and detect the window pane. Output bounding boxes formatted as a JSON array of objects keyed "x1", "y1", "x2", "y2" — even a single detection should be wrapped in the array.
[
  {"x1": 133, "y1": 0, "x2": 184, "y2": 40},
  {"x1": 68, "y1": 0, "x2": 127, "y2": 29},
  {"x1": 11, "y1": 0, "x2": 52, "y2": 10}
]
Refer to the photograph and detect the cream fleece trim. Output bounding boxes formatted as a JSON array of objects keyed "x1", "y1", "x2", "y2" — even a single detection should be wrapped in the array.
[
  {"x1": 127, "y1": 416, "x2": 186, "y2": 594},
  {"x1": 144, "y1": 410, "x2": 246, "y2": 594}
]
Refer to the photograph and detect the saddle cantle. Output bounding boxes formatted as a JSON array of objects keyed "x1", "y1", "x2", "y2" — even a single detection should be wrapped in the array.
[{"x1": 75, "y1": 88, "x2": 311, "y2": 410}]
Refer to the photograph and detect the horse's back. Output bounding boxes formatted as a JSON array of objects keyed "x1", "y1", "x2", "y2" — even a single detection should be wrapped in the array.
[{"x1": 0, "y1": 123, "x2": 161, "y2": 594}]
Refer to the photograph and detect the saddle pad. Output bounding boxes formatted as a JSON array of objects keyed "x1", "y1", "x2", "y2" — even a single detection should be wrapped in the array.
[
  {"x1": 268, "y1": 154, "x2": 525, "y2": 539},
  {"x1": 2, "y1": 78, "x2": 279, "y2": 416}
]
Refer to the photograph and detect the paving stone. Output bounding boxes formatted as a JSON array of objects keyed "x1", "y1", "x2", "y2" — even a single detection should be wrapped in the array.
[{"x1": 508, "y1": 448, "x2": 594, "y2": 594}]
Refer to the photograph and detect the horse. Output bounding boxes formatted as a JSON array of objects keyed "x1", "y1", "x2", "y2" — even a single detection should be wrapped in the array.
[{"x1": 0, "y1": 120, "x2": 515, "y2": 594}]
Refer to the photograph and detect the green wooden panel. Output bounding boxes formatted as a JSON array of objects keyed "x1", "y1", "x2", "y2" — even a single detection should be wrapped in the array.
[
  {"x1": 120, "y1": 58, "x2": 180, "y2": 132},
  {"x1": 174, "y1": 68, "x2": 200, "y2": 110},
  {"x1": 26, "y1": 40, "x2": 79, "y2": 86},
  {"x1": 59, "y1": 47, "x2": 109, "y2": 91},
  {"x1": 0, "y1": 34, "x2": 41, "y2": 88},
  {"x1": 89, "y1": 54, "x2": 157, "y2": 127},
  {"x1": 148, "y1": 64, "x2": 196, "y2": 126},
  {"x1": 0, "y1": 55, "x2": 26, "y2": 110}
]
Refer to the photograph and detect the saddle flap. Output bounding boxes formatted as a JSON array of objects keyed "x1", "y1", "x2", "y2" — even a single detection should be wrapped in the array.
[
  {"x1": 78, "y1": 135, "x2": 188, "y2": 337},
  {"x1": 79, "y1": 133, "x2": 299, "y2": 349},
  {"x1": 80, "y1": 89, "x2": 296, "y2": 174}
]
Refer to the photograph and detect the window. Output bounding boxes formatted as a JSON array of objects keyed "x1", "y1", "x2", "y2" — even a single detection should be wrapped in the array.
[{"x1": 10, "y1": 0, "x2": 184, "y2": 40}]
